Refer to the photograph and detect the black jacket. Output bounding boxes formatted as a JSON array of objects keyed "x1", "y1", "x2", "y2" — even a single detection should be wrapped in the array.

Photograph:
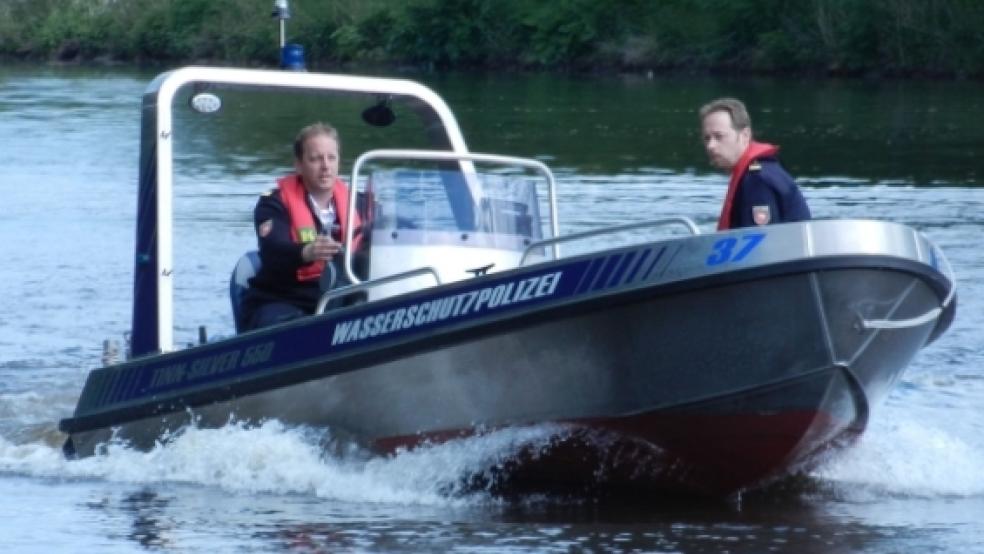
[{"x1": 730, "y1": 158, "x2": 811, "y2": 227}]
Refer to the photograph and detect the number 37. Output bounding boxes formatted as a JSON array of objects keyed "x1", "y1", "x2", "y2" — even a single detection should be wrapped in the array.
[{"x1": 706, "y1": 233, "x2": 765, "y2": 266}]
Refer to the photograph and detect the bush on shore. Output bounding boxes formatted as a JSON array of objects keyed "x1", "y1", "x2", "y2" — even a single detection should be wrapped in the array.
[{"x1": 2, "y1": 0, "x2": 982, "y2": 78}]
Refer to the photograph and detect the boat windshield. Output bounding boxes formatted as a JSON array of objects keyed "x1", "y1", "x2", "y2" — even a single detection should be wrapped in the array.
[
  {"x1": 369, "y1": 168, "x2": 544, "y2": 241},
  {"x1": 345, "y1": 151, "x2": 559, "y2": 298}
]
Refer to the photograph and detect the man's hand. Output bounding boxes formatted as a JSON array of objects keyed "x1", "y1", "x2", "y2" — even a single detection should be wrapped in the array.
[{"x1": 302, "y1": 235, "x2": 342, "y2": 262}]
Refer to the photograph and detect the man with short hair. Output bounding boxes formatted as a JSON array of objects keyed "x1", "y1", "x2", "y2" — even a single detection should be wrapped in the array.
[
  {"x1": 240, "y1": 122, "x2": 362, "y2": 331},
  {"x1": 699, "y1": 97, "x2": 811, "y2": 230}
]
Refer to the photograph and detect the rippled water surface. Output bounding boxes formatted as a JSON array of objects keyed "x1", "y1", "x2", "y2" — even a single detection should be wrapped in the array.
[{"x1": 0, "y1": 65, "x2": 982, "y2": 553}]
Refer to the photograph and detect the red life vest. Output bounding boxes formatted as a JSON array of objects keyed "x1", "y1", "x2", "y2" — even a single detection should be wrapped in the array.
[
  {"x1": 277, "y1": 174, "x2": 362, "y2": 282},
  {"x1": 716, "y1": 141, "x2": 779, "y2": 231}
]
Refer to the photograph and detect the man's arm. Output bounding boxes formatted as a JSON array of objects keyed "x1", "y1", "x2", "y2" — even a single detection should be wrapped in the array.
[
  {"x1": 254, "y1": 191, "x2": 306, "y2": 275},
  {"x1": 734, "y1": 166, "x2": 782, "y2": 227},
  {"x1": 735, "y1": 160, "x2": 809, "y2": 226}
]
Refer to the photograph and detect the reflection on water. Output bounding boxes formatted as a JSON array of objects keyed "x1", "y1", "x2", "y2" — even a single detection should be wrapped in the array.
[
  {"x1": 59, "y1": 473, "x2": 973, "y2": 553},
  {"x1": 122, "y1": 489, "x2": 172, "y2": 549},
  {"x1": 425, "y1": 72, "x2": 984, "y2": 187}
]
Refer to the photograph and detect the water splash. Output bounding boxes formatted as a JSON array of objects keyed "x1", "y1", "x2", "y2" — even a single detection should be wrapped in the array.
[
  {"x1": 814, "y1": 419, "x2": 984, "y2": 499},
  {"x1": 0, "y1": 420, "x2": 570, "y2": 506}
]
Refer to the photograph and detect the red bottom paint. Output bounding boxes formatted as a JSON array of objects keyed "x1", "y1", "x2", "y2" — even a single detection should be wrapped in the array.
[{"x1": 373, "y1": 408, "x2": 862, "y2": 497}]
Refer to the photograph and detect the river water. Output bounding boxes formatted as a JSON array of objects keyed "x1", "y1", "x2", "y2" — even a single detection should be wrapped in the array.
[{"x1": 0, "y1": 64, "x2": 982, "y2": 553}]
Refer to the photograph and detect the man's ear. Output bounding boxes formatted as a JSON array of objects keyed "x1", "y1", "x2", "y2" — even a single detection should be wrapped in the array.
[{"x1": 739, "y1": 127, "x2": 752, "y2": 145}]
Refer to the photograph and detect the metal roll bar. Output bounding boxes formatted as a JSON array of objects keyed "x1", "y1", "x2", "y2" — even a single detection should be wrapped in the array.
[{"x1": 140, "y1": 66, "x2": 473, "y2": 353}]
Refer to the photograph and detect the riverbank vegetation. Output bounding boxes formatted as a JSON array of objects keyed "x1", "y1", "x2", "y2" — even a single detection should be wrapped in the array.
[{"x1": 2, "y1": 0, "x2": 982, "y2": 78}]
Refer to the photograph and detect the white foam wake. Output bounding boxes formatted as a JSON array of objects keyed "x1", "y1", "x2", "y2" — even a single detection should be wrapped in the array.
[
  {"x1": 814, "y1": 418, "x2": 984, "y2": 498},
  {"x1": 0, "y1": 420, "x2": 568, "y2": 506}
]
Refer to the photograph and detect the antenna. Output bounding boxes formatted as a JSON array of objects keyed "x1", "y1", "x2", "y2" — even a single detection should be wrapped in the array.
[{"x1": 272, "y1": 0, "x2": 290, "y2": 49}]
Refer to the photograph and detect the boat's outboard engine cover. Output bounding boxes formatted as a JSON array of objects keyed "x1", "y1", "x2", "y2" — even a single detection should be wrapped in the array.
[{"x1": 229, "y1": 250, "x2": 261, "y2": 332}]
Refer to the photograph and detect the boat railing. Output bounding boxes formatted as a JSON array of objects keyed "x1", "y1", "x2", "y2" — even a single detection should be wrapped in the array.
[
  {"x1": 344, "y1": 149, "x2": 562, "y2": 285},
  {"x1": 859, "y1": 239, "x2": 957, "y2": 330},
  {"x1": 518, "y1": 217, "x2": 702, "y2": 266},
  {"x1": 315, "y1": 266, "x2": 442, "y2": 315}
]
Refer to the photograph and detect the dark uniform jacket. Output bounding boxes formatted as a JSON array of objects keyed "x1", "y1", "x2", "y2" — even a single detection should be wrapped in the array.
[
  {"x1": 729, "y1": 157, "x2": 811, "y2": 228},
  {"x1": 718, "y1": 141, "x2": 811, "y2": 230},
  {"x1": 244, "y1": 188, "x2": 328, "y2": 314}
]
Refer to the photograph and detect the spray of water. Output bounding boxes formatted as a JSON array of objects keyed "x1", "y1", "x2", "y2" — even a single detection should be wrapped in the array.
[
  {"x1": 813, "y1": 418, "x2": 984, "y2": 499},
  {"x1": 0, "y1": 420, "x2": 575, "y2": 506}
]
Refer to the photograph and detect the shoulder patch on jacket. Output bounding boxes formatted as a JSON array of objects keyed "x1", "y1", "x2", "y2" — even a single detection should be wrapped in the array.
[
  {"x1": 749, "y1": 162, "x2": 762, "y2": 171},
  {"x1": 752, "y1": 205, "x2": 771, "y2": 225}
]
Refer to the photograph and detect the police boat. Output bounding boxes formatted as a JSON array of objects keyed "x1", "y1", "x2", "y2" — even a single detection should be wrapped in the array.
[{"x1": 59, "y1": 67, "x2": 957, "y2": 496}]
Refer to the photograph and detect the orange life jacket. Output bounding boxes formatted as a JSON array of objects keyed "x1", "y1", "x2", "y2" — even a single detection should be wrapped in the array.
[
  {"x1": 277, "y1": 174, "x2": 362, "y2": 282},
  {"x1": 717, "y1": 141, "x2": 779, "y2": 231}
]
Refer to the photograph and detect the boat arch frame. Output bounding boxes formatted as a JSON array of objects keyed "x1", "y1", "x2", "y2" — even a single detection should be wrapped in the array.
[{"x1": 133, "y1": 66, "x2": 473, "y2": 356}]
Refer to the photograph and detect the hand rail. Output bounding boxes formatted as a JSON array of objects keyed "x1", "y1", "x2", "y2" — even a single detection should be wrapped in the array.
[
  {"x1": 860, "y1": 241, "x2": 957, "y2": 330},
  {"x1": 519, "y1": 216, "x2": 701, "y2": 266},
  {"x1": 316, "y1": 266, "x2": 442, "y2": 314}
]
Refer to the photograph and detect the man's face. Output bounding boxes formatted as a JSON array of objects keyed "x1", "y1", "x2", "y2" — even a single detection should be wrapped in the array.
[
  {"x1": 295, "y1": 133, "x2": 339, "y2": 192},
  {"x1": 701, "y1": 110, "x2": 750, "y2": 171}
]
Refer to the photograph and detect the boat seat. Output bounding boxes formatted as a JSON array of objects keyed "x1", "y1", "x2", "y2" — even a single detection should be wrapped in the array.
[{"x1": 229, "y1": 250, "x2": 261, "y2": 333}]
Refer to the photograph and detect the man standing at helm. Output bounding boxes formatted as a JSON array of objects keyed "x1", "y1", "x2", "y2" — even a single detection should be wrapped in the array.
[{"x1": 699, "y1": 97, "x2": 811, "y2": 230}]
